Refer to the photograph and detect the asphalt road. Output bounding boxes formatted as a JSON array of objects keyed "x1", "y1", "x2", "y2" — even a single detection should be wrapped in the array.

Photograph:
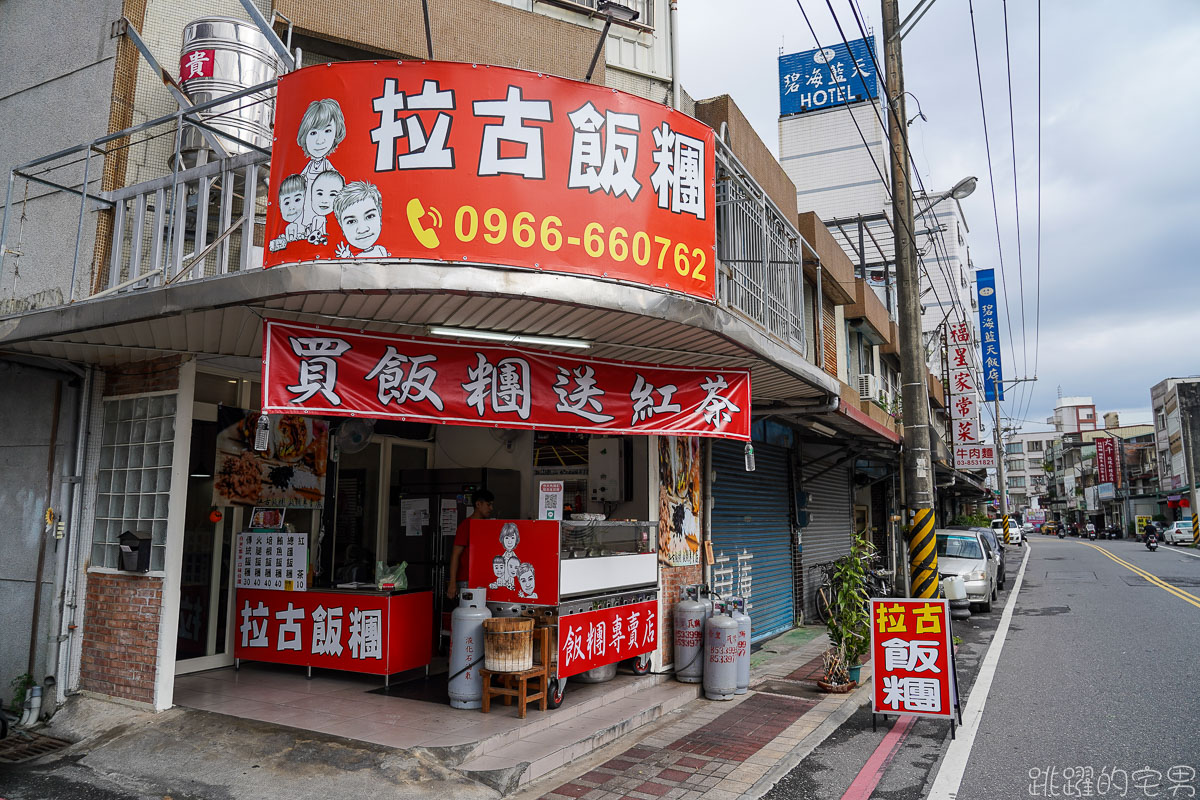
[
  {"x1": 954, "y1": 536, "x2": 1200, "y2": 799},
  {"x1": 764, "y1": 542, "x2": 1022, "y2": 800}
]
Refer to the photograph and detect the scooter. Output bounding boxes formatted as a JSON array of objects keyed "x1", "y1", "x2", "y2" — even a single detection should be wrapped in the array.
[
  {"x1": 1058, "y1": 528, "x2": 1066, "y2": 539},
  {"x1": 1087, "y1": 528, "x2": 1097, "y2": 540},
  {"x1": 1146, "y1": 534, "x2": 1159, "y2": 552}
]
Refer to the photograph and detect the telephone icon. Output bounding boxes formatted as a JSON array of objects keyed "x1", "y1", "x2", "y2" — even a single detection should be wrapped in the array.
[{"x1": 406, "y1": 198, "x2": 441, "y2": 249}]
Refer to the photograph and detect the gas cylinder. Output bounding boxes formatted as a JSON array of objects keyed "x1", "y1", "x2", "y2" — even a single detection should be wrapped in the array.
[
  {"x1": 703, "y1": 602, "x2": 739, "y2": 701},
  {"x1": 448, "y1": 589, "x2": 491, "y2": 709},
  {"x1": 730, "y1": 597, "x2": 751, "y2": 695},
  {"x1": 698, "y1": 584, "x2": 715, "y2": 619},
  {"x1": 673, "y1": 586, "x2": 707, "y2": 683}
]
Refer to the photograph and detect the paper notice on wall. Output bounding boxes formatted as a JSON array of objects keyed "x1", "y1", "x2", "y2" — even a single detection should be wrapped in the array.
[
  {"x1": 538, "y1": 481, "x2": 564, "y2": 520},
  {"x1": 401, "y1": 498, "x2": 429, "y2": 537},
  {"x1": 440, "y1": 499, "x2": 459, "y2": 536}
]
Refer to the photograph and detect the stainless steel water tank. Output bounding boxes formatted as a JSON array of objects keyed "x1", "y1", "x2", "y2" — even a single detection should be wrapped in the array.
[{"x1": 179, "y1": 17, "x2": 281, "y2": 166}]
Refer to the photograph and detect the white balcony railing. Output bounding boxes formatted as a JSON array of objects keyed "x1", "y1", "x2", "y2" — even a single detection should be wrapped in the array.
[{"x1": 3, "y1": 82, "x2": 817, "y2": 362}]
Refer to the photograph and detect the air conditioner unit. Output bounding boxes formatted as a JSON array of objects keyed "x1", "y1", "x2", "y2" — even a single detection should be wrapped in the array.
[{"x1": 857, "y1": 373, "x2": 880, "y2": 401}]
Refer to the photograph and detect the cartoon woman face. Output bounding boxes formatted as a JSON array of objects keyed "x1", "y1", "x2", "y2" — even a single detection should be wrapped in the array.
[
  {"x1": 305, "y1": 121, "x2": 338, "y2": 160},
  {"x1": 506, "y1": 555, "x2": 520, "y2": 577},
  {"x1": 500, "y1": 524, "x2": 519, "y2": 552}
]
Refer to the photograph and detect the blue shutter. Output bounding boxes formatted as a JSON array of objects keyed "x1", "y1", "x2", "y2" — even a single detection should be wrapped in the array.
[{"x1": 711, "y1": 440, "x2": 796, "y2": 642}]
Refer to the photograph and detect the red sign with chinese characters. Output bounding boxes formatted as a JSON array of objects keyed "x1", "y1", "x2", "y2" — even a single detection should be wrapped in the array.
[
  {"x1": 870, "y1": 598, "x2": 956, "y2": 719},
  {"x1": 179, "y1": 49, "x2": 215, "y2": 80},
  {"x1": 263, "y1": 61, "x2": 716, "y2": 301},
  {"x1": 1096, "y1": 437, "x2": 1118, "y2": 487},
  {"x1": 558, "y1": 600, "x2": 657, "y2": 679},
  {"x1": 953, "y1": 444, "x2": 996, "y2": 470},
  {"x1": 466, "y1": 520, "x2": 559, "y2": 605},
  {"x1": 233, "y1": 588, "x2": 432, "y2": 676},
  {"x1": 262, "y1": 319, "x2": 750, "y2": 440}
]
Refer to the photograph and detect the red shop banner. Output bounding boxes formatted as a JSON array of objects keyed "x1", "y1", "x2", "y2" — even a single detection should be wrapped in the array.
[
  {"x1": 262, "y1": 319, "x2": 751, "y2": 440},
  {"x1": 558, "y1": 600, "x2": 658, "y2": 679},
  {"x1": 234, "y1": 588, "x2": 432, "y2": 676},
  {"x1": 466, "y1": 520, "x2": 560, "y2": 605},
  {"x1": 870, "y1": 598, "x2": 957, "y2": 719},
  {"x1": 264, "y1": 60, "x2": 716, "y2": 301}
]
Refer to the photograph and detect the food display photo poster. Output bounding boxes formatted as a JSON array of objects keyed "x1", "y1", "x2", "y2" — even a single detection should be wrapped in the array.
[
  {"x1": 658, "y1": 436, "x2": 701, "y2": 567},
  {"x1": 212, "y1": 408, "x2": 329, "y2": 508}
]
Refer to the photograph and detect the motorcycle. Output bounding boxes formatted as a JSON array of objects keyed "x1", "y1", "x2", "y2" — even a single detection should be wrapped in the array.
[
  {"x1": 1146, "y1": 533, "x2": 1159, "y2": 552},
  {"x1": 1058, "y1": 528, "x2": 1066, "y2": 539},
  {"x1": 1087, "y1": 527, "x2": 1097, "y2": 540}
]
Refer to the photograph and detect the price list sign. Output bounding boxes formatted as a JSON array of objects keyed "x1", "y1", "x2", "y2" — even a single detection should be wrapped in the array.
[{"x1": 236, "y1": 531, "x2": 308, "y2": 591}]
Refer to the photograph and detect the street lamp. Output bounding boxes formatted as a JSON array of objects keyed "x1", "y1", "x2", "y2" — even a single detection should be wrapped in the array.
[{"x1": 915, "y1": 176, "x2": 978, "y2": 219}]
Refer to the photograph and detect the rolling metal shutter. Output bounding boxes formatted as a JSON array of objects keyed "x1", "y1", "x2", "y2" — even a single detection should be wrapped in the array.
[
  {"x1": 711, "y1": 440, "x2": 795, "y2": 642},
  {"x1": 799, "y1": 444, "x2": 854, "y2": 622}
]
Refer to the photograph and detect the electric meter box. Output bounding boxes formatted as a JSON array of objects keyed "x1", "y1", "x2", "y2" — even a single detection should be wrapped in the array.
[{"x1": 588, "y1": 437, "x2": 628, "y2": 504}]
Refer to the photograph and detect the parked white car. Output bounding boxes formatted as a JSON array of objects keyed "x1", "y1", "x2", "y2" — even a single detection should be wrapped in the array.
[
  {"x1": 1163, "y1": 521, "x2": 1194, "y2": 545},
  {"x1": 991, "y1": 517, "x2": 1023, "y2": 546},
  {"x1": 937, "y1": 530, "x2": 998, "y2": 612}
]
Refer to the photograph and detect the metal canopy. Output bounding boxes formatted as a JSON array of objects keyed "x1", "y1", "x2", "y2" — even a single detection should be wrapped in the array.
[{"x1": 0, "y1": 262, "x2": 838, "y2": 405}]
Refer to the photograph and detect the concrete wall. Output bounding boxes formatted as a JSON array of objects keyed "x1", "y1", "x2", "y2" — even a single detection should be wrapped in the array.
[
  {"x1": 0, "y1": 360, "x2": 83, "y2": 707},
  {"x1": 0, "y1": 0, "x2": 123, "y2": 310}
]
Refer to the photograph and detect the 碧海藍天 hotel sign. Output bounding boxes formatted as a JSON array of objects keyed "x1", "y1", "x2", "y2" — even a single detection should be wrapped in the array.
[{"x1": 779, "y1": 37, "x2": 878, "y2": 115}]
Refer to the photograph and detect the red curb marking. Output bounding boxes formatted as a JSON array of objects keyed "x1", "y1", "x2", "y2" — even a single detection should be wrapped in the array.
[{"x1": 840, "y1": 715, "x2": 917, "y2": 800}]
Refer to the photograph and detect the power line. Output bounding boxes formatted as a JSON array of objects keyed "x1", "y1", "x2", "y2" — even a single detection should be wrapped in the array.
[
  {"x1": 791, "y1": 2, "x2": 967, "y2": 334},
  {"x1": 967, "y1": 0, "x2": 1024, "y2": 416},
  {"x1": 1002, "y1": 0, "x2": 1034, "y2": 428}
]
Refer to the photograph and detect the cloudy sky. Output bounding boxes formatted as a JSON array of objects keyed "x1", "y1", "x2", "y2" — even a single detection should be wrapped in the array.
[{"x1": 677, "y1": 0, "x2": 1200, "y2": 433}]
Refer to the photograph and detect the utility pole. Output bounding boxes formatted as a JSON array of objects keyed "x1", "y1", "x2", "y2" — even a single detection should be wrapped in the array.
[{"x1": 882, "y1": 0, "x2": 937, "y2": 599}]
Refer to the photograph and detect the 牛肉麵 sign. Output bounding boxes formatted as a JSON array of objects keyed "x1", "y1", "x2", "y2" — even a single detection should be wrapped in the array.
[
  {"x1": 261, "y1": 320, "x2": 750, "y2": 440},
  {"x1": 264, "y1": 60, "x2": 716, "y2": 301}
]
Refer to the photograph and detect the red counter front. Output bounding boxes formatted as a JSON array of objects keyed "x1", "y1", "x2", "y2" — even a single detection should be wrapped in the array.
[{"x1": 234, "y1": 588, "x2": 432, "y2": 676}]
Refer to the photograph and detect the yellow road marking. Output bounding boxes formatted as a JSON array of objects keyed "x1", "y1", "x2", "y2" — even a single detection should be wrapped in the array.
[{"x1": 1078, "y1": 541, "x2": 1200, "y2": 610}]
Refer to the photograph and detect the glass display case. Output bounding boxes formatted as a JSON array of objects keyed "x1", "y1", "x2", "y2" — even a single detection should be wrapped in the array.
[
  {"x1": 558, "y1": 520, "x2": 657, "y2": 598},
  {"x1": 559, "y1": 519, "x2": 655, "y2": 558}
]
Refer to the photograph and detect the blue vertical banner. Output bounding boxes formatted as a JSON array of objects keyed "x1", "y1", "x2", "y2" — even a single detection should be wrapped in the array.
[{"x1": 975, "y1": 269, "x2": 1004, "y2": 401}]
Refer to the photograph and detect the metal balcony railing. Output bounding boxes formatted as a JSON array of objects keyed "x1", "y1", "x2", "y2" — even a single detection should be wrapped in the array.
[{"x1": 3, "y1": 83, "x2": 816, "y2": 363}]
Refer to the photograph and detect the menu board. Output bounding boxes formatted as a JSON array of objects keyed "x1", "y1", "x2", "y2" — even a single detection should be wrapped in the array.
[{"x1": 236, "y1": 531, "x2": 308, "y2": 591}]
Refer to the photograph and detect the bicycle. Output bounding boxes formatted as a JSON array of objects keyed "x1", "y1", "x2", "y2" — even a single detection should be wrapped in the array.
[{"x1": 813, "y1": 555, "x2": 894, "y2": 624}]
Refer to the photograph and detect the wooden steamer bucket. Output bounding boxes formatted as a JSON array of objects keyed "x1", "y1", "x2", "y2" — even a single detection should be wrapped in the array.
[{"x1": 482, "y1": 617, "x2": 534, "y2": 672}]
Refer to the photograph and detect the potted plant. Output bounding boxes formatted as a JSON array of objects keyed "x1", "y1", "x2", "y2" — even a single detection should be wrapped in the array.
[{"x1": 819, "y1": 531, "x2": 873, "y2": 691}]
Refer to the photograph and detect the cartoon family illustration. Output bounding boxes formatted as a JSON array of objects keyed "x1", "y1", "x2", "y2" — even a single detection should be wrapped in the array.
[
  {"x1": 488, "y1": 522, "x2": 538, "y2": 599},
  {"x1": 269, "y1": 98, "x2": 390, "y2": 259}
]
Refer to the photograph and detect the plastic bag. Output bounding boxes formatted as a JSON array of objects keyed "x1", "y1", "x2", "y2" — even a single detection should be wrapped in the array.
[{"x1": 376, "y1": 561, "x2": 408, "y2": 590}]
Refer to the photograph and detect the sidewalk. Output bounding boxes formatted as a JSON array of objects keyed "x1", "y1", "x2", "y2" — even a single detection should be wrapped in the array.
[
  {"x1": 0, "y1": 625, "x2": 872, "y2": 800},
  {"x1": 510, "y1": 627, "x2": 873, "y2": 800}
]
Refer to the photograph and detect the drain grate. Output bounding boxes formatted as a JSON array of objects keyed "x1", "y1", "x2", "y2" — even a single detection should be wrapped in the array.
[{"x1": 0, "y1": 731, "x2": 72, "y2": 763}]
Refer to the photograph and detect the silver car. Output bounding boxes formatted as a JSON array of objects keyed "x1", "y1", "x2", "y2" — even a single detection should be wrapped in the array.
[
  {"x1": 937, "y1": 529, "x2": 998, "y2": 612},
  {"x1": 1163, "y1": 521, "x2": 1193, "y2": 545}
]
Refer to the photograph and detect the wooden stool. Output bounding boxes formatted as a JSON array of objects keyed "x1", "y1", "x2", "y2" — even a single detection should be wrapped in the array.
[{"x1": 480, "y1": 626, "x2": 550, "y2": 719}]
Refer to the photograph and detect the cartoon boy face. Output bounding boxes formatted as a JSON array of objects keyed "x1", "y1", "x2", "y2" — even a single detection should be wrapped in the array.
[
  {"x1": 518, "y1": 565, "x2": 535, "y2": 595},
  {"x1": 338, "y1": 195, "x2": 383, "y2": 250},
  {"x1": 280, "y1": 188, "x2": 305, "y2": 222},
  {"x1": 492, "y1": 556, "x2": 506, "y2": 579},
  {"x1": 501, "y1": 525, "x2": 519, "y2": 552},
  {"x1": 310, "y1": 173, "x2": 343, "y2": 217},
  {"x1": 305, "y1": 122, "x2": 338, "y2": 159}
]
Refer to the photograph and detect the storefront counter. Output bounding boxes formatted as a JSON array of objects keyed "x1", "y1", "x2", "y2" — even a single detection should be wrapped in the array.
[{"x1": 234, "y1": 587, "x2": 432, "y2": 678}]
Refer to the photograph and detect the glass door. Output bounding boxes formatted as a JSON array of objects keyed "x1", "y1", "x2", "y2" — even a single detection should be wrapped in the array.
[{"x1": 175, "y1": 410, "x2": 241, "y2": 675}]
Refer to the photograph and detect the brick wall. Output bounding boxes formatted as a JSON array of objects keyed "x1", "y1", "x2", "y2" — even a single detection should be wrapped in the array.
[
  {"x1": 102, "y1": 356, "x2": 181, "y2": 397},
  {"x1": 657, "y1": 562, "x2": 701, "y2": 668},
  {"x1": 79, "y1": 573, "x2": 163, "y2": 705}
]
